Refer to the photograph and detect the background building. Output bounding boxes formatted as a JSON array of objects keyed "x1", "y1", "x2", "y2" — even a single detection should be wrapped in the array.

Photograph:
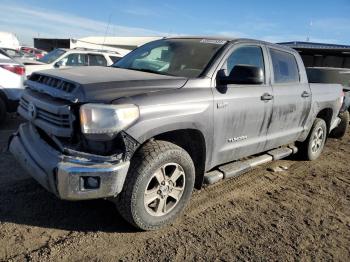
[
  {"x1": 34, "y1": 36, "x2": 163, "y2": 55},
  {"x1": 279, "y1": 41, "x2": 350, "y2": 69}
]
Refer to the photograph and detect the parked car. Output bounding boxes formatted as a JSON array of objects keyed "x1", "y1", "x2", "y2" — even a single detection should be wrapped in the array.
[
  {"x1": 25, "y1": 48, "x2": 123, "y2": 77},
  {"x1": 20, "y1": 47, "x2": 47, "y2": 60},
  {"x1": 9, "y1": 37, "x2": 343, "y2": 230},
  {"x1": 0, "y1": 50, "x2": 25, "y2": 123},
  {"x1": 2, "y1": 47, "x2": 36, "y2": 60}
]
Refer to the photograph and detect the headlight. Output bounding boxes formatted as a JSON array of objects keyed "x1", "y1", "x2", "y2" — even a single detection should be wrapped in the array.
[{"x1": 80, "y1": 103, "x2": 139, "y2": 134}]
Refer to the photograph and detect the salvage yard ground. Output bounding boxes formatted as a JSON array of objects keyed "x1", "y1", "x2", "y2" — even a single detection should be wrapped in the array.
[{"x1": 0, "y1": 116, "x2": 349, "y2": 261}]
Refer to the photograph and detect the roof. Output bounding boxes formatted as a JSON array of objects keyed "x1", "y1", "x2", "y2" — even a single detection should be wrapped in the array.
[
  {"x1": 59, "y1": 48, "x2": 121, "y2": 56},
  {"x1": 166, "y1": 35, "x2": 237, "y2": 41},
  {"x1": 165, "y1": 36, "x2": 296, "y2": 53},
  {"x1": 279, "y1": 41, "x2": 350, "y2": 50}
]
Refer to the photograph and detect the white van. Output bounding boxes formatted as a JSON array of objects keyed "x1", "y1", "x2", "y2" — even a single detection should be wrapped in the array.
[{"x1": 0, "y1": 32, "x2": 20, "y2": 50}]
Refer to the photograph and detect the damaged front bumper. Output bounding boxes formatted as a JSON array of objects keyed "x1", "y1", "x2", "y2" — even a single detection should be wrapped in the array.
[{"x1": 9, "y1": 123, "x2": 130, "y2": 200}]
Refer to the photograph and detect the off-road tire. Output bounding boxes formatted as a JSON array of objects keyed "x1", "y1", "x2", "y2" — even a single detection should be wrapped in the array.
[
  {"x1": 115, "y1": 140, "x2": 195, "y2": 231},
  {"x1": 298, "y1": 118, "x2": 327, "y2": 161},
  {"x1": 329, "y1": 111, "x2": 349, "y2": 139},
  {"x1": 0, "y1": 98, "x2": 7, "y2": 125}
]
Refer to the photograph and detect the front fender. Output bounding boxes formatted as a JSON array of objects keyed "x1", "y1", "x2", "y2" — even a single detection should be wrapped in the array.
[
  {"x1": 127, "y1": 102, "x2": 211, "y2": 144},
  {"x1": 119, "y1": 84, "x2": 214, "y2": 169}
]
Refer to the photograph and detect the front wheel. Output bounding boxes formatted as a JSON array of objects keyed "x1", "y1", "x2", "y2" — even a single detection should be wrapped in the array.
[
  {"x1": 298, "y1": 118, "x2": 327, "y2": 161},
  {"x1": 115, "y1": 140, "x2": 195, "y2": 231}
]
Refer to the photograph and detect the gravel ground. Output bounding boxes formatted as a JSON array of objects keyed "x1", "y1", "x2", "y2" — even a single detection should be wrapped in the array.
[{"x1": 0, "y1": 116, "x2": 349, "y2": 261}]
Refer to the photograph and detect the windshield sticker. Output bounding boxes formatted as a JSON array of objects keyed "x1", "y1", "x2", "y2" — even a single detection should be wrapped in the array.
[{"x1": 200, "y1": 39, "x2": 227, "y2": 45}]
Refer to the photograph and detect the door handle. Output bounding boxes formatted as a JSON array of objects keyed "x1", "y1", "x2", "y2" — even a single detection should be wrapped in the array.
[
  {"x1": 261, "y1": 93, "x2": 274, "y2": 101},
  {"x1": 301, "y1": 91, "x2": 311, "y2": 98}
]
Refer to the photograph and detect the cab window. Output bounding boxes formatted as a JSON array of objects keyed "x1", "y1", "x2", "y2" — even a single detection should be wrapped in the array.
[
  {"x1": 224, "y1": 46, "x2": 265, "y2": 80},
  {"x1": 60, "y1": 53, "x2": 87, "y2": 66},
  {"x1": 270, "y1": 49, "x2": 300, "y2": 83}
]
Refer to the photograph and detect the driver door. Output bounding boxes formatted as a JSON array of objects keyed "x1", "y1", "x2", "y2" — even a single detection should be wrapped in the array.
[
  {"x1": 57, "y1": 53, "x2": 88, "y2": 68},
  {"x1": 212, "y1": 44, "x2": 274, "y2": 166}
]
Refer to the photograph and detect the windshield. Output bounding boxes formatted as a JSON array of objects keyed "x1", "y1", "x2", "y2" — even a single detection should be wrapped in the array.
[
  {"x1": 113, "y1": 39, "x2": 227, "y2": 78},
  {"x1": 3, "y1": 48, "x2": 25, "y2": 58},
  {"x1": 39, "y1": 49, "x2": 66, "y2": 64}
]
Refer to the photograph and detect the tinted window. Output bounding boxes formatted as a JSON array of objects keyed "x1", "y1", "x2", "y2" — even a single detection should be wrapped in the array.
[
  {"x1": 225, "y1": 46, "x2": 265, "y2": 77},
  {"x1": 4, "y1": 49, "x2": 17, "y2": 56},
  {"x1": 60, "y1": 53, "x2": 87, "y2": 66},
  {"x1": 89, "y1": 54, "x2": 107, "y2": 66},
  {"x1": 39, "y1": 49, "x2": 66, "y2": 64},
  {"x1": 114, "y1": 39, "x2": 226, "y2": 78},
  {"x1": 270, "y1": 49, "x2": 299, "y2": 83}
]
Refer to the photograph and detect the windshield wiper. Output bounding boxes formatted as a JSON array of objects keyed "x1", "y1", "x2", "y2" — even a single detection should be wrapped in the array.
[{"x1": 122, "y1": 67, "x2": 173, "y2": 76}]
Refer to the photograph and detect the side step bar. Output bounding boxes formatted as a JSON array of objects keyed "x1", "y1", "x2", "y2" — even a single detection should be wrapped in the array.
[{"x1": 204, "y1": 145, "x2": 298, "y2": 185}]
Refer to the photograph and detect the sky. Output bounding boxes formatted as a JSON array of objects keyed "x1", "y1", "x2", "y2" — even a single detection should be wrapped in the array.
[{"x1": 1, "y1": 0, "x2": 350, "y2": 46}]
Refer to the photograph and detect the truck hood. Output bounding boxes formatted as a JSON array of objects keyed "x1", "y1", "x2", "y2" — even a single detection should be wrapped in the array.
[
  {"x1": 25, "y1": 63, "x2": 53, "y2": 77},
  {"x1": 26, "y1": 66, "x2": 188, "y2": 103}
]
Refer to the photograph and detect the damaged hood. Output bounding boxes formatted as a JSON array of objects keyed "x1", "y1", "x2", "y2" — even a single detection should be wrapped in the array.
[{"x1": 25, "y1": 66, "x2": 188, "y2": 103}]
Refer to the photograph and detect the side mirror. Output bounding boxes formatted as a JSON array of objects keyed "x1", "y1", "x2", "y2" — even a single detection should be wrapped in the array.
[
  {"x1": 54, "y1": 61, "x2": 63, "y2": 68},
  {"x1": 217, "y1": 65, "x2": 264, "y2": 85}
]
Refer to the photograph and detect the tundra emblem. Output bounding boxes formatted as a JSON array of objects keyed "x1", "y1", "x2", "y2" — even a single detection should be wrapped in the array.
[
  {"x1": 228, "y1": 136, "x2": 248, "y2": 143},
  {"x1": 27, "y1": 102, "x2": 37, "y2": 120}
]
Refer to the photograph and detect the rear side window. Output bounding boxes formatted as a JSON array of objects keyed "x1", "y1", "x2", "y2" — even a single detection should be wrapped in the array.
[
  {"x1": 89, "y1": 54, "x2": 107, "y2": 66},
  {"x1": 270, "y1": 49, "x2": 299, "y2": 83}
]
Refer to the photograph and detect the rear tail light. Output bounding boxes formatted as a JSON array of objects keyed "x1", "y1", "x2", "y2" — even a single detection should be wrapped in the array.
[{"x1": 0, "y1": 65, "x2": 25, "y2": 75}]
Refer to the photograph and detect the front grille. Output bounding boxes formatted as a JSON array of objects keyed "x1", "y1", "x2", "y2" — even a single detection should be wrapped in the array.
[
  {"x1": 29, "y1": 74, "x2": 78, "y2": 93},
  {"x1": 18, "y1": 89, "x2": 74, "y2": 137},
  {"x1": 20, "y1": 97, "x2": 70, "y2": 128}
]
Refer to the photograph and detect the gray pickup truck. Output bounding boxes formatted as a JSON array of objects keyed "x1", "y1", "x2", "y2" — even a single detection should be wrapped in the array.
[{"x1": 9, "y1": 37, "x2": 344, "y2": 230}]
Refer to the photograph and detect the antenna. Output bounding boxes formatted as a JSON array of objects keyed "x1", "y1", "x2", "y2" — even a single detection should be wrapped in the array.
[
  {"x1": 102, "y1": 14, "x2": 112, "y2": 51},
  {"x1": 306, "y1": 20, "x2": 313, "y2": 42}
]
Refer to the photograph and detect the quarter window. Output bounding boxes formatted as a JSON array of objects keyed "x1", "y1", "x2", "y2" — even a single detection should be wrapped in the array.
[
  {"x1": 225, "y1": 46, "x2": 265, "y2": 79},
  {"x1": 270, "y1": 49, "x2": 300, "y2": 83},
  {"x1": 109, "y1": 56, "x2": 121, "y2": 63}
]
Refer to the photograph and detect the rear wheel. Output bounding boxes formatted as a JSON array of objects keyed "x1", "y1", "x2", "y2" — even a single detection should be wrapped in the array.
[
  {"x1": 115, "y1": 140, "x2": 195, "y2": 231},
  {"x1": 0, "y1": 97, "x2": 7, "y2": 125},
  {"x1": 298, "y1": 118, "x2": 327, "y2": 161},
  {"x1": 330, "y1": 111, "x2": 349, "y2": 139}
]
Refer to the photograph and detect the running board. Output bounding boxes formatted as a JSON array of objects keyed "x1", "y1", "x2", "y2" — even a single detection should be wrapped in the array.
[{"x1": 204, "y1": 145, "x2": 297, "y2": 185}]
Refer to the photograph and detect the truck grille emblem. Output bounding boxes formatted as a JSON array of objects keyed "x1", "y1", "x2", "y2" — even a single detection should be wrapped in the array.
[{"x1": 27, "y1": 102, "x2": 37, "y2": 120}]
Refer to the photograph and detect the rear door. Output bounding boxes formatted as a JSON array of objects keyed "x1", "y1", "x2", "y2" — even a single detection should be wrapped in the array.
[
  {"x1": 265, "y1": 47, "x2": 311, "y2": 149},
  {"x1": 59, "y1": 53, "x2": 88, "y2": 68},
  {"x1": 212, "y1": 43, "x2": 274, "y2": 166}
]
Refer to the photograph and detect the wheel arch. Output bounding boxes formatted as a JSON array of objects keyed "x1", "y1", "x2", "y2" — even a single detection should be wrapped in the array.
[
  {"x1": 316, "y1": 108, "x2": 333, "y2": 134},
  {"x1": 130, "y1": 127, "x2": 208, "y2": 189}
]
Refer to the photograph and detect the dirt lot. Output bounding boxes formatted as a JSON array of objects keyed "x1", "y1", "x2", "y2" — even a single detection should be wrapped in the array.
[{"x1": 0, "y1": 116, "x2": 349, "y2": 261}]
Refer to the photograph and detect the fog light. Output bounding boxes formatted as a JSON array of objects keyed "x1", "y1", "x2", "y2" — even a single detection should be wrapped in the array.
[{"x1": 83, "y1": 176, "x2": 100, "y2": 189}]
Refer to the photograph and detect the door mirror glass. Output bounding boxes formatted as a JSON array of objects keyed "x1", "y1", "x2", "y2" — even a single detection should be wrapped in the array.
[
  {"x1": 54, "y1": 60, "x2": 64, "y2": 68},
  {"x1": 218, "y1": 65, "x2": 264, "y2": 85}
]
